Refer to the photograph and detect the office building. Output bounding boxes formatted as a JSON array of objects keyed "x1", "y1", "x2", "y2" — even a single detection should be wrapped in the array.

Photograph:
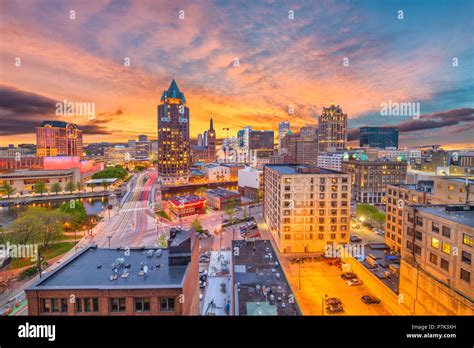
[
  {"x1": 36, "y1": 121, "x2": 83, "y2": 158},
  {"x1": 238, "y1": 167, "x2": 262, "y2": 200},
  {"x1": 168, "y1": 194, "x2": 206, "y2": 218},
  {"x1": 278, "y1": 122, "x2": 290, "y2": 148},
  {"x1": 385, "y1": 177, "x2": 473, "y2": 253},
  {"x1": 318, "y1": 103, "x2": 347, "y2": 153},
  {"x1": 399, "y1": 205, "x2": 473, "y2": 315},
  {"x1": 264, "y1": 165, "x2": 351, "y2": 254},
  {"x1": 249, "y1": 130, "x2": 274, "y2": 151},
  {"x1": 317, "y1": 153, "x2": 345, "y2": 171},
  {"x1": 342, "y1": 160, "x2": 407, "y2": 204},
  {"x1": 359, "y1": 127, "x2": 399, "y2": 149},
  {"x1": 157, "y1": 79, "x2": 190, "y2": 185}
]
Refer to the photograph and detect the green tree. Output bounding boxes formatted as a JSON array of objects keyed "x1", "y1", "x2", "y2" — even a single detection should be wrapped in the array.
[
  {"x1": 59, "y1": 200, "x2": 87, "y2": 229},
  {"x1": 36, "y1": 209, "x2": 68, "y2": 249},
  {"x1": 65, "y1": 181, "x2": 76, "y2": 194},
  {"x1": 33, "y1": 182, "x2": 47, "y2": 196},
  {"x1": 191, "y1": 218, "x2": 203, "y2": 233},
  {"x1": 51, "y1": 182, "x2": 62, "y2": 195},
  {"x1": 157, "y1": 234, "x2": 168, "y2": 248},
  {"x1": 0, "y1": 181, "x2": 15, "y2": 198},
  {"x1": 92, "y1": 165, "x2": 127, "y2": 180},
  {"x1": 225, "y1": 198, "x2": 237, "y2": 224},
  {"x1": 7, "y1": 208, "x2": 43, "y2": 244},
  {"x1": 372, "y1": 211, "x2": 386, "y2": 228},
  {"x1": 76, "y1": 182, "x2": 84, "y2": 192}
]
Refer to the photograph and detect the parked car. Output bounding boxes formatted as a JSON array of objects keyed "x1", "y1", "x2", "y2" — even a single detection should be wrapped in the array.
[
  {"x1": 325, "y1": 297, "x2": 342, "y2": 306},
  {"x1": 347, "y1": 279, "x2": 363, "y2": 286},
  {"x1": 326, "y1": 305, "x2": 344, "y2": 314},
  {"x1": 341, "y1": 272, "x2": 358, "y2": 280},
  {"x1": 350, "y1": 235, "x2": 362, "y2": 243},
  {"x1": 361, "y1": 295, "x2": 381, "y2": 304}
]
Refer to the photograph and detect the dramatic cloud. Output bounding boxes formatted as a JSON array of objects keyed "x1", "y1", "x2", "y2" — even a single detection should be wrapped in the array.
[
  {"x1": 0, "y1": 85, "x2": 113, "y2": 136},
  {"x1": 347, "y1": 108, "x2": 474, "y2": 141},
  {"x1": 0, "y1": 0, "x2": 473, "y2": 147}
]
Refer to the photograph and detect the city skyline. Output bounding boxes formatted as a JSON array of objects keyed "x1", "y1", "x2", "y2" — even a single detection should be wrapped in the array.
[{"x1": 1, "y1": 0, "x2": 473, "y2": 149}]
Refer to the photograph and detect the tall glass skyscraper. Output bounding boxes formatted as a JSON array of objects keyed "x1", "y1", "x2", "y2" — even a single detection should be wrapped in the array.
[
  {"x1": 157, "y1": 79, "x2": 190, "y2": 185},
  {"x1": 359, "y1": 127, "x2": 399, "y2": 149}
]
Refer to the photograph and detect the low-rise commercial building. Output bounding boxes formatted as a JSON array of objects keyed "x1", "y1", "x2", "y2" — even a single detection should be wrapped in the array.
[
  {"x1": 26, "y1": 230, "x2": 199, "y2": 316},
  {"x1": 204, "y1": 188, "x2": 241, "y2": 211},
  {"x1": 0, "y1": 169, "x2": 80, "y2": 194},
  {"x1": 238, "y1": 167, "x2": 262, "y2": 201},
  {"x1": 201, "y1": 163, "x2": 231, "y2": 182},
  {"x1": 168, "y1": 194, "x2": 206, "y2": 218},
  {"x1": 232, "y1": 239, "x2": 300, "y2": 315}
]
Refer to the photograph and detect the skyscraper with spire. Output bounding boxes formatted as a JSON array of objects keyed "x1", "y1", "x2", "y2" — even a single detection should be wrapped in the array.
[
  {"x1": 207, "y1": 116, "x2": 216, "y2": 160},
  {"x1": 157, "y1": 79, "x2": 190, "y2": 185}
]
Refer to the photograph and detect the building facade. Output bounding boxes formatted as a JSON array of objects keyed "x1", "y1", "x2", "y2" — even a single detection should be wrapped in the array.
[
  {"x1": 205, "y1": 188, "x2": 241, "y2": 211},
  {"x1": 318, "y1": 103, "x2": 347, "y2": 153},
  {"x1": 342, "y1": 160, "x2": 407, "y2": 204},
  {"x1": 264, "y1": 165, "x2": 351, "y2": 254},
  {"x1": 26, "y1": 231, "x2": 200, "y2": 316},
  {"x1": 36, "y1": 121, "x2": 83, "y2": 158},
  {"x1": 399, "y1": 205, "x2": 473, "y2": 315},
  {"x1": 157, "y1": 79, "x2": 190, "y2": 185},
  {"x1": 359, "y1": 127, "x2": 399, "y2": 149}
]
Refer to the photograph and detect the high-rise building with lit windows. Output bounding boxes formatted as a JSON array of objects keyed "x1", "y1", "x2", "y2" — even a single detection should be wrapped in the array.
[
  {"x1": 157, "y1": 79, "x2": 190, "y2": 185},
  {"x1": 318, "y1": 103, "x2": 347, "y2": 153},
  {"x1": 36, "y1": 121, "x2": 83, "y2": 158}
]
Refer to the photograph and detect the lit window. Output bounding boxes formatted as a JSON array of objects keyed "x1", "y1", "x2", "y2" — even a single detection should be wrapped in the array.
[
  {"x1": 441, "y1": 242, "x2": 451, "y2": 255},
  {"x1": 431, "y1": 237, "x2": 440, "y2": 249}
]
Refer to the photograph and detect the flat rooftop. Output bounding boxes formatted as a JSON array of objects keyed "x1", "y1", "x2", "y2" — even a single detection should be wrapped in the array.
[
  {"x1": 232, "y1": 240, "x2": 300, "y2": 315},
  {"x1": 27, "y1": 245, "x2": 189, "y2": 290},
  {"x1": 417, "y1": 205, "x2": 474, "y2": 228},
  {"x1": 168, "y1": 194, "x2": 205, "y2": 207},
  {"x1": 437, "y1": 177, "x2": 474, "y2": 185},
  {"x1": 206, "y1": 188, "x2": 240, "y2": 198},
  {"x1": 265, "y1": 164, "x2": 343, "y2": 175},
  {"x1": 0, "y1": 169, "x2": 75, "y2": 178}
]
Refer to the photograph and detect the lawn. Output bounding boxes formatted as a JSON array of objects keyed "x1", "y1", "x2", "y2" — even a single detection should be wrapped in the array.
[
  {"x1": 156, "y1": 210, "x2": 171, "y2": 221},
  {"x1": 11, "y1": 242, "x2": 77, "y2": 269}
]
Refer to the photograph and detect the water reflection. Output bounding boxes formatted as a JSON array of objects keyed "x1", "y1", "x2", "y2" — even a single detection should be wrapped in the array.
[{"x1": 0, "y1": 197, "x2": 109, "y2": 227}]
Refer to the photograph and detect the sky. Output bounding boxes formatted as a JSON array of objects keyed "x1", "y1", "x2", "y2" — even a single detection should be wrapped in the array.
[{"x1": 0, "y1": 0, "x2": 473, "y2": 149}]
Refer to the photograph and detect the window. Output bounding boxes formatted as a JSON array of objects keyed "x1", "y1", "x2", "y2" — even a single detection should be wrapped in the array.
[
  {"x1": 414, "y1": 244, "x2": 422, "y2": 255},
  {"x1": 60, "y1": 299, "x2": 68, "y2": 313},
  {"x1": 463, "y1": 234, "x2": 473, "y2": 247},
  {"x1": 440, "y1": 258, "x2": 449, "y2": 271},
  {"x1": 442, "y1": 226, "x2": 451, "y2": 238},
  {"x1": 51, "y1": 299, "x2": 59, "y2": 313},
  {"x1": 460, "y1": 269, "x2": 471, "y2": 283},
  {"x1": 41, "y1": 299, "x2": 51, "y2": 314},
  {"x1": 431, "y1": 237, "x2": 440, "y2": 249},
  {"x1": 431, "y1": 222, "x2": 439, "y2": 233},
  {"x1": 160, "y1": 297, "x2": 175, "y2": 312},
  {"x1": 461, "y1": 251, "x2": 471, "y2": 265},
  {"x1": 416, "y1": 217, "x2": 423, "y2": 227},
  {"x1": 441, "y1": 242, "x2": 451, "y2": 255},
  {"x1": 110, "y1": 298, "x2": 126, "y2": 312},
  {"x1": 134, "y1": 298, "x2": 151, "y2": 312},
  {"x1": 415, "y1": 231, "x2": 423, "y2": 241},
  {"x1": 284, "y1": 234, "x2": 291, "y2": 240},
  {"x1": 429, "y1": 253, "x2": 438, "y2": 265}
]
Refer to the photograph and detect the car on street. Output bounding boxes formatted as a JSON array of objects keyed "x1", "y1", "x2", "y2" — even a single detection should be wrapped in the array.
[
  {"x1": 326, "y1": 305, "x2": 344, "y2": 314},
  {"x1": 350, "y1": 235, "x2": 362, "y2": 243},
  {"x1": 347, "y1": 279, "x2": 363, "y2": 286},
  {"x1": 341, "y1": 272, "x2": 358, "y2": 280},
  {"x1": 361, "y1": 295, "x2": 381, "y2": 304},
  {"x1": 325, "y1": 297, "x2": 342, "y2": 306}
]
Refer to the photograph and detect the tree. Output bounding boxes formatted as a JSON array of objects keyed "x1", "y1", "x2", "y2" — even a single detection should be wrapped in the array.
[
  {"x1": 33, "y1": 182, "x2": 47, "y2": 196},
  {"x1": 372, "y1": 211, "x2": 386, "y2": 228},
  {"x1": 76, "y1": 182, "x2": 84, "y2": 192},
  {"x1": 92, "y1": 165, "x2": 127, "y2": 180},
  {"x1": 51, "y1": 182, "x2": 62, "y2": 195},
  {"x1": 0, "y1": 181, "x2": 15, "y2": 198},
  {"x1": 59, "y1": 200, "x2": 87, "y2": 229},
  {"x1": 65, "y1": 182, "x2": 76, "y2": 194},
  {"x1": 191, "y1": 218, "x2": 203, "y2": 233},
  {"x1": 101, "y1": 180, "x2": 109, "y2": 191},
  {"x1": 7, "y1": 208, "x2": 43, "y2": 245},
  {"x1": 225, "y1": 198, "x2": 237, "y2": 224},
  {"x1": 36, "y1": 209, "x2": 67, "y2": 249},
  {"x1": 356, "y1": 203, "x2": 385, "y2": 227}
]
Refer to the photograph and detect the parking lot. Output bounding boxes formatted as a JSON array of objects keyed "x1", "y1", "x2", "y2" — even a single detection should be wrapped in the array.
[{"x1": 280, "y1": 257, "x2": 392, "y2": 315}]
